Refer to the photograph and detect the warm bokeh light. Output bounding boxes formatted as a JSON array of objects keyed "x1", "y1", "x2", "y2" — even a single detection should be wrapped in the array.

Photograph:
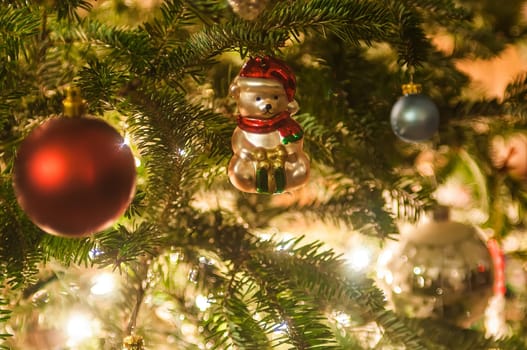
[
  {"x1": 90, "y1": 272, "x2": 116, "y2": 296},
  {"x1": 66, "y1": 312, "x2": 98, "y2": 346},
  {"x1": 195, "y1": 294, "x2": 211, "y2": 311},
  {"x1": 346, "y1": 246, "x2": 371, "y2": 271},
  {"x1": 332, "y1": 311, "x2": 351, "y2": 327}
]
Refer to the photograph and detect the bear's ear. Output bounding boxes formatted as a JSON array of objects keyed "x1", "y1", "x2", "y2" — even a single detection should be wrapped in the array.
[
  {"x1": 287, "y1": 99, "x2": 299, "y2": 115},
  {"x1": 229, "y1": 78, "x2": 240, "y2": 98}
]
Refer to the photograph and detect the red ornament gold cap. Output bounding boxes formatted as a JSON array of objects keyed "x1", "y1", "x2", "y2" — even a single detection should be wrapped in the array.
[
  {"x1": 63, "y1": 86, "x2": 86, "y2": 117},
  {"x1": 238, "y1": 56, "x2": 296, "y2": 101}
]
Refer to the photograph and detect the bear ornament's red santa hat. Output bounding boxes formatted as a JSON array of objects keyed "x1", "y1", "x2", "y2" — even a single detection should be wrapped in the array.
[{"x1": 230, "y1": 56, "x2": 297, "y2": 102}]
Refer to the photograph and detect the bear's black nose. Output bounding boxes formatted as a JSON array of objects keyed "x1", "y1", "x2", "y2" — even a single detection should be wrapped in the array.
[{"x1": 265, "y1": 104, "x2": 272, "y2": 111}]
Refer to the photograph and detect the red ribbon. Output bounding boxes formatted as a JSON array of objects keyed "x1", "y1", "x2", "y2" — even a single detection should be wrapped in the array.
[{"x1": 237, "y1": 112, "x2": 303, "y2": 143}]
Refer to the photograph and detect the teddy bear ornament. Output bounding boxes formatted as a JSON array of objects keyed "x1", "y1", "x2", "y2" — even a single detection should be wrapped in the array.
[{"x1": 228, "y1": 56, "x2": 310, "y2": 194}]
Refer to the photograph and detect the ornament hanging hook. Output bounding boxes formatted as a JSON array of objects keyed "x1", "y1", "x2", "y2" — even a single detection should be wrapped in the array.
[
  {"x1": 408, "y1": 66, "x2": 415, "y2": 84},
  {"x1": 401, "y1": 66, "x2": 420, "y2": 95}
]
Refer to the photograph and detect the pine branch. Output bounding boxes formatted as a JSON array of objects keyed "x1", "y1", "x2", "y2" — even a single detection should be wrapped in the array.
[
  {"x1": 242, "y1": 236, "x2": 433, "y2": 349},
  {"x1": 0, "y1": 296, "x2": 12, "y2": 349},
  {"x1": 161, "y1": 0, "x2": 393, "y2": 82},
  {"x1": 295, "y1": 113, "x2": 338, "y2": 166},
  {"x1": 451, "y1": 0, "x2": 527, "y2": 58},
  {"x1": 387, "y1": 178, "x2": 436, "y2": 223},
  {"x1": 495, "y1": 335, "x2": 527, "y2": 350},
  {"x1": 140, "y1": 0, "x2": 187, "y2": 54},
  {"x1": 402, "y1": 0, "x2": 469, "y2": 21},
  {"x1": 267, "y1": 0, "x2": 391, "y2": 45},
  {"x1": 451, "y1": 26, "x2": 510, "y2": 59},
  {"x1": 501, "y1": 73, "x2": 527, "y2": 125},
  {"x1": 179, "y1": 0, "x2": 225, "y2": 25},
  {"x1": 0, "y1": 177, "x2": 42, "y2": 290},
  {"x1": 204, "y1": 275, "x2": 272, "y2": 349},
  {"x1": 77, "y1": 58, "x2": 130, "y2": 114},
  {"x1": 124, "y1": 86, "x2": 231, "y2": 215},
  {"x1": 296, "y1": 184, "x2": 397, "y2": 239},
  {"x1": 375, "y1": 310, "x2": 433, "y2": 350},
  {"x1": 451, "y1": 98, "x2": 504, "y2": 122},
  {"x1": 387, "y1": 1, "x2": 431, "y2": 67},
  {"x1": 82, "y1": 19, "x2": 155, "y2": 73},
  {"x1": 0, "y1": 5, "x2": 40, "y2": 62},
  {"x1": 92, "y1": 223, "x2": 162, "y2": 269},
  {"x1": 260, "y1": 287, "x2": 339, "y2": 349},
  {"x1": 52, "y1": 0, "x2": 93, "y2": 22},
  {"x1": 249, "y1": 236, "x2": 384, "y2": 314},
  {"x1": 38, "y1": 234, "x2": 95, "y2": 267},
  {"x1": 33, "y1": 39, "x2": 75, "y2": 93},
  {"x1": 158, "y1": 212, "x2": 383, "y2": 347}
]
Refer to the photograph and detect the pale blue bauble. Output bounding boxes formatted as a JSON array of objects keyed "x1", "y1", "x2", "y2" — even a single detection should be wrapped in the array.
[{"x1": 390, "y1": 94, "x2": 440, "y2": 142}]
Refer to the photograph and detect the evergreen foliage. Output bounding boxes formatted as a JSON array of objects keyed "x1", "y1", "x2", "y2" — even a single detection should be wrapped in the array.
[{"x1": 2, "y1": 0, "x2": 527, "y2": 349}]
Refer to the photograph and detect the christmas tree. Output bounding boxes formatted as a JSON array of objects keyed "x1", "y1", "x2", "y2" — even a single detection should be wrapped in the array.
[{"x1": 2, "y1": 0, "x2": 527, "y2": 349}]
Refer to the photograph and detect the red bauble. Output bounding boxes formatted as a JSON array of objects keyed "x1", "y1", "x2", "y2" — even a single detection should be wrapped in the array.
[{"x1": 13, "y1": 117, "x2": 136, "y2": 237}]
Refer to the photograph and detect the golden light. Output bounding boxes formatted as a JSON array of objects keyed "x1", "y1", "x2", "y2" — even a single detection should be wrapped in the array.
[
  {"x1": 65, "y1": 312, "x2": 99, "y2": 347},
  {"x1": 90, "y1": 272, "x2": 116, "y2": 296}
]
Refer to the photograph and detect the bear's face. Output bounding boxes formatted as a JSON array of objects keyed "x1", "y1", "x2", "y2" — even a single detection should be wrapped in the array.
[{"x1": 232, "y1": 77, "x2": 290, "y2": 119}]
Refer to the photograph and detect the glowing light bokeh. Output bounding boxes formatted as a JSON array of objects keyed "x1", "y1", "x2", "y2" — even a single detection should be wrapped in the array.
[
  {"x1": 66, "y1": 313, "x2": 98, "y2": 346},
  {"x1": 90, "y1": 273, "x2": 116, "y2": 296}
]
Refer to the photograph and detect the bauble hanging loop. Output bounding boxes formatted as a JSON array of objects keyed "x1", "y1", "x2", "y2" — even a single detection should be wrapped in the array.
[
  {"x1": 390, "y1": 82, "x2": 440, "y2": 142},
  {"x1": 12, "y1": 87, "x2": 137, "y2": 237}
]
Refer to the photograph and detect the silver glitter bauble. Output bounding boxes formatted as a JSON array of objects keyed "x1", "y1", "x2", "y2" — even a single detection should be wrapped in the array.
[
  {"x1": 377, "y1": 214, "x2": 494, "y2": 327},
  {"x1": 390, "y1": 84, "x2": 440, "y2": 142},
  {"x1": 228, "y1": 0, "x2": 269, "y2": 20}
]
